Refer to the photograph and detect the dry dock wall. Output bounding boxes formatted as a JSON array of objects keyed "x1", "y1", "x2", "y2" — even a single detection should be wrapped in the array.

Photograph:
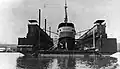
[{"x1": 96, "y1": 38, "x2": 117, "y2": 54}]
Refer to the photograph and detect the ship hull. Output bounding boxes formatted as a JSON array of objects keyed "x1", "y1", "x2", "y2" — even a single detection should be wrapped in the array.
[{"x1": 58, "y1": 37, "x2": 75, "y2": 50}]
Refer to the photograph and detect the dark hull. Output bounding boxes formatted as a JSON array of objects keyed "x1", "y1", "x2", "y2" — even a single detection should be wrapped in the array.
[{"x1": 58, "y1": 37, "x2": 75, "y2": 50}]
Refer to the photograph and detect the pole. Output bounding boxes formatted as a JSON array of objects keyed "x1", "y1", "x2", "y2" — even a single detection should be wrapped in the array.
[
  {"x1": 39, "y1": 9, "x2": 41, "y2": 49},
  {"x1": 39, "y1": 9, "x2": 41, "y2": 28},
  {"x1": 45, "y1": 19, "x2": 47, "y2": 33}
]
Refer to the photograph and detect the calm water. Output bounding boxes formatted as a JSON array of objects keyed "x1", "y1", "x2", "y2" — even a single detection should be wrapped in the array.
[{"x1": 0, "y1": 52, "x2": 120, "y2": 69}]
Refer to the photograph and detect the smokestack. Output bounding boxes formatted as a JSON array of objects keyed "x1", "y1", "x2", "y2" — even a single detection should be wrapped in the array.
[
  {"x1": 39, "y1": 9, "x2": 41, "y2": 28},
  {"x1": 45, "y1": 19, "x2": 47, "y2": 33}
]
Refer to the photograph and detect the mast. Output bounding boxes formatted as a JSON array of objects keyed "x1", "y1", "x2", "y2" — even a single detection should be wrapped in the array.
[{"x1": 64, "y1": 0, "x2": 68, "y2": 23}]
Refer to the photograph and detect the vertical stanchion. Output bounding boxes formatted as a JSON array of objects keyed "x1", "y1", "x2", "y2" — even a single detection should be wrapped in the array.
[
  {"x1": 49, "y1": 27, "x2": 51, "y2": 37},
  {"x1": 93, "y1": 25, "x2": 96, "y2": 68},
  {"x1": 93, "y1": 28, "x2": 95, "y2": 48},
  {"x1": 38, "y1": 9, "x2": 41, "y2": 56}
]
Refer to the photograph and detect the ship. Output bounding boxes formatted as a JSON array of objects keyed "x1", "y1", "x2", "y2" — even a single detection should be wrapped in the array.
[{"x1": 57, "y1": 0, "x2": 76, "y2": 50}]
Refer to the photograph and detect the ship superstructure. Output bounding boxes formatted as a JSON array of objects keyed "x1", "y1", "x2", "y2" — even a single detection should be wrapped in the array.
[{"x1": 57, "y1": 0, "x2": 76, "y2": 50}]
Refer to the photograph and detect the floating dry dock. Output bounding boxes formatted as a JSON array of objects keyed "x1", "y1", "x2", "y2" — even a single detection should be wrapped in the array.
[
  {"x1": 17, "y1": 0, "x2": 117, "y2": 56},
  {"x1": 17, "y1": 19, "x2": 117, "y2": 56}
]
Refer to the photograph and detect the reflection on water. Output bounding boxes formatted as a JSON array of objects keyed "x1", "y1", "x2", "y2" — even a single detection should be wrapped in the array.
[
  {"x1": 0, "y1": 53, "x2": 119, "y2": 69},
  {"x1": 17, "y1": 54, "x2": 119, "y2": 69}
]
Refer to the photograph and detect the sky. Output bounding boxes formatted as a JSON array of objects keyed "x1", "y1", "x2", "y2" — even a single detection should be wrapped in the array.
[{"x1": 0, "y1": 0, "x2": 120, "y2": 44}]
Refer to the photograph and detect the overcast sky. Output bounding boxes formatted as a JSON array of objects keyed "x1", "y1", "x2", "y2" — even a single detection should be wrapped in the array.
[{"x1": 0, "y1": 0, "x2": 120, "y2": 44}]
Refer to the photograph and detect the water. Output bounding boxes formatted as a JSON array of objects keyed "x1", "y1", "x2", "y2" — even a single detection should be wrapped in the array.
[{"x1": 0, "y1": 52, "x2": 120, "y2": 69}]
